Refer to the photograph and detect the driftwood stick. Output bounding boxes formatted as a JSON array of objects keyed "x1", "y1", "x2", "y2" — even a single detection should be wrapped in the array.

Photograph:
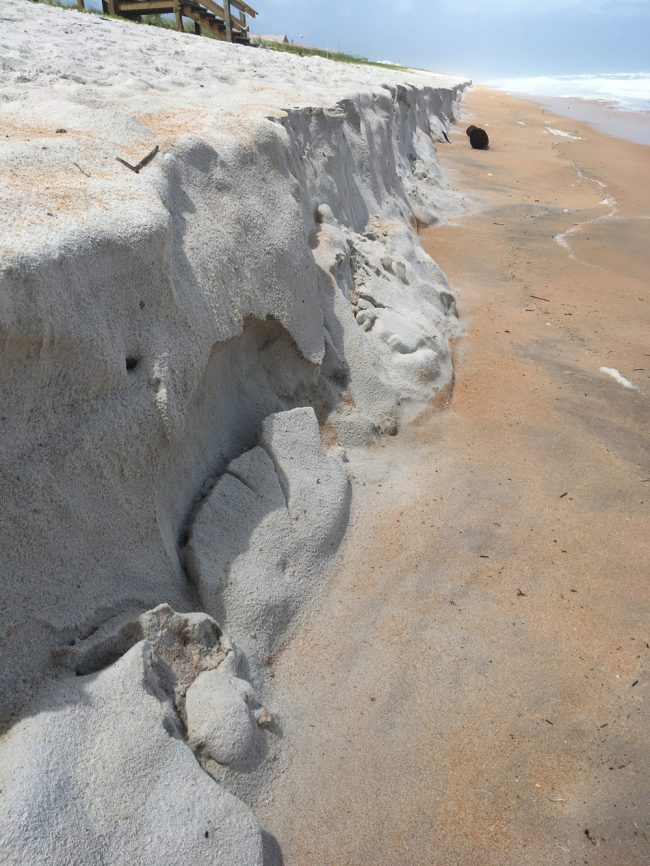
[
  {"x1": 134, "y1": 145, "x2": 159, "y2": 172},
  {"x1": 73, "y1": 161, "x2": 91, "y2": 177},
  {"x1": 115, "y1": 145, "x2": 159, "y2": 174}
]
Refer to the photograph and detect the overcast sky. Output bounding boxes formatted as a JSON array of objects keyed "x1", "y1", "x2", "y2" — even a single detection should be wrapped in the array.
[{"x1": 253, "y1": 0, "x2": 650, "y2": 79}]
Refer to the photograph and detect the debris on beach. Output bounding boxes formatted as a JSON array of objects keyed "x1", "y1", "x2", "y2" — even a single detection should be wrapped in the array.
[{"x1": 466, "y1": 124, "x2": 490, "y2": 149}]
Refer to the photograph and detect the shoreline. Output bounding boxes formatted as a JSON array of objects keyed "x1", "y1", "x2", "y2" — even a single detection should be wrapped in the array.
[
  {"x1": 485, "y1": 87, "x2": 650, "y2": 146},
  {"x1": 259, "y1": 86, "x2": 648, "y2": 866}
]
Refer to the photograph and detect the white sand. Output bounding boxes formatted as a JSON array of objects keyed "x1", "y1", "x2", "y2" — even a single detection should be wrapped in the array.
[{"x1": 0, "y1": 2, "x2": 466, "y2": 862}]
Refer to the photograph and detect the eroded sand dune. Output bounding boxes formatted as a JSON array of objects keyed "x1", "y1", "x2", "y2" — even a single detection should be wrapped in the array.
[{"x1": 0, "y1": 3, "x2": 465, "y2": 861}]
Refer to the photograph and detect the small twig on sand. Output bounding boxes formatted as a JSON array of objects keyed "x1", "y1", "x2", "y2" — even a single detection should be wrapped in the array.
[
  {"x1": 530, "y1": 294, "x2": 551, "y2": 302},
  {"x1": 554, "y1": 843, "x2": 570, "y2": 853},
  {"x1": 115, "y1": 145, "x2": 159, "y2": 174},
  {"x1": 134, "y1": 145, "x2": 159, "y2": 172},
  {"x1": 73, "y1": 161, "x2": 90, "y2": 178},
  {"x1": 549, "y1": 796, "x2": 565, "y2": 802}
]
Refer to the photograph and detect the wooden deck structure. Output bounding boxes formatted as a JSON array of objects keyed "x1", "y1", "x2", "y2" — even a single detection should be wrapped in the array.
[{"x1": 77, "y1": 0, "x2": 258, "y2": 43}]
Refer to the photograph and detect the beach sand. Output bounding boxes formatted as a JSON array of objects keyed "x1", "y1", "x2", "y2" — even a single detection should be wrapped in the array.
[{"x1": 259, "y1": 87, "x2": 649, "y2": 865}]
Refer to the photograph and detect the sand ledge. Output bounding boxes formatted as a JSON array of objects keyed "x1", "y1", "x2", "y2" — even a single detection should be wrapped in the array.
[{"x1": 0, "y1": 3, "x2": 466, "y2": 862}]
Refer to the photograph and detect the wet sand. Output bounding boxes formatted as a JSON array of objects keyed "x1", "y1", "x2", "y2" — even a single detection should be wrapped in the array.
[
  {"x1": 259, "y1": 87, "x2": 649, "y2": 866},
  {"x1": 522, "y1": 95, "x2": 650, "y2": 147}
]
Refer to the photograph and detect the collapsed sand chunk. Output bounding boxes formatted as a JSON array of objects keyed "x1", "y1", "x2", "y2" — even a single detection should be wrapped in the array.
[
  {"x1": 60, "y1": 604, "x2": 225, "y2": 698},
  {"x1": 185, "y1": 666, "x2": 256, "y2": 767},
  {"x1": 55, "y1": 604, "x2": 269, "y2": 769},
  {"x1": 258, "y1": 407, "x2": 349, "y2": 541},
  {"x1": 315, "y1": 215, "x2": 456, "y2": 411},
  {"x1": 184, "y1": 407, "x2": 349, "y2": 662},
  {"x1": 316, "y1": 203, "x2": 336, "y2": 223},
  {"x1": 0, "y1": 617, "x2": 264, "y2": 866}
]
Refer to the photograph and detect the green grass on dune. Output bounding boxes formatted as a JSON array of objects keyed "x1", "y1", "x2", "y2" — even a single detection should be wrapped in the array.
[
  {"x1": 250, "y1": 39, "x2": 409, "y2": 72},
  {"x1": 139, "y1": 13, "x2": 197, "y2": 33}
]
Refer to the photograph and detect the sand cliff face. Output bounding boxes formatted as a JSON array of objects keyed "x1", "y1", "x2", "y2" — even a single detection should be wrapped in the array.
[{"x1": 0, "y1": 3, "x2": 465, "y2": 862}]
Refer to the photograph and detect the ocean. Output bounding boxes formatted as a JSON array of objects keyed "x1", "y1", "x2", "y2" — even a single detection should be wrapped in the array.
[
  {"x1": 487, "y1": 73, "x2": 650, "y2": 145},
  {"x1": 488, "y1": 73, "x2": 650, "y2": 112}
]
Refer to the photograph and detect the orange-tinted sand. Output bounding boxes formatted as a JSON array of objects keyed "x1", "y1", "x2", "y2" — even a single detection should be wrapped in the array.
[{"x1": 259, "y1": 87, "x2": 649, "y2": 866}]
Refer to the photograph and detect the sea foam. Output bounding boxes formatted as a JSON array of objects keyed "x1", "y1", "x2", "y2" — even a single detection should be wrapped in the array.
[
  {"x1": 599, "y1": 367, "x2": 638, "y2": 390},
  {"x1": 490, "y1": 73, "x2": 650, "y2": 112}
]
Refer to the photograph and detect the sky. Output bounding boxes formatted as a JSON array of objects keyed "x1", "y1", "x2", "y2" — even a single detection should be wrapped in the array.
[{"x1": 252, "y1": 0, "x2": 650, "y2": 79}]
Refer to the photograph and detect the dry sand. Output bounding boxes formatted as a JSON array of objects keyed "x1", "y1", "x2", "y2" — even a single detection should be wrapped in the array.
[{"x1": 259, "y1": 88, "x2": 649, "y2": 865}]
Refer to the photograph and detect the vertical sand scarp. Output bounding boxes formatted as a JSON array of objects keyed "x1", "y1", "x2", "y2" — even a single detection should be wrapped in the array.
[{"x1": 0, "y1": 3, "x2": 467, "y2": 863}]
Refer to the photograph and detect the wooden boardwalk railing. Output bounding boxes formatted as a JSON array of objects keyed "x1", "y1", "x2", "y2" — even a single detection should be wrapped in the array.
[{"x1": 77, "y1": 0, "x2": 258, "y2": 43}]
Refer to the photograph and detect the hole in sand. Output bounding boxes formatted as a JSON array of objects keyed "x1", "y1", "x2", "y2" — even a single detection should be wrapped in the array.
[{"x1": 126, "y1": 356, "x2": 139, "y2": 372}]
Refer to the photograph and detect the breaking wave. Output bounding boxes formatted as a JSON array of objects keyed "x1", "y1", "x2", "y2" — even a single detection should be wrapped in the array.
[{"x1": 489, "y1": 72, "x2": 650, "y2": 112}]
